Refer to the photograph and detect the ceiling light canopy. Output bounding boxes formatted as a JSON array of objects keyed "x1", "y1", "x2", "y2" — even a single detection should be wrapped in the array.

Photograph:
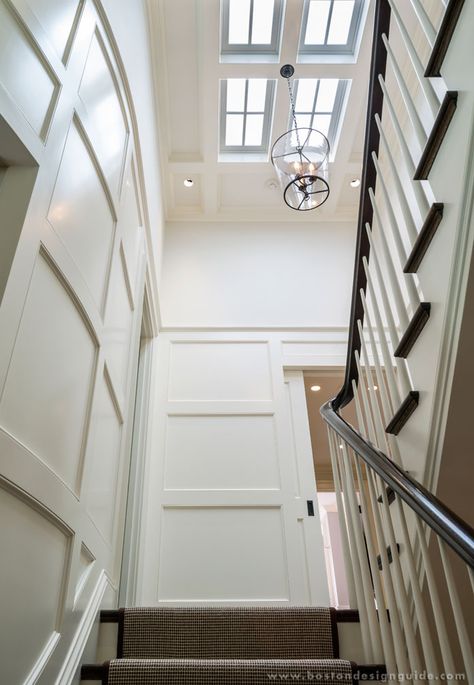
[{"x1": 271, "y1": 65, "x2": 330, "y2": 211}]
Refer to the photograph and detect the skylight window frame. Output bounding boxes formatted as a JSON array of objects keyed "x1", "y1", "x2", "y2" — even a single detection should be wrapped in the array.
[
  {"x1": 299, "y1": 0, "x2": 365, "y2": 56},
  {"x1": 220, "y1": 79, "x2": 276, "y2": 155},
  {"x1": 220, "y1": 0, "x2": 284, "y2": 58},
  {"x1": 291, "y1": 79, "x2": 350, "y2": 155}
]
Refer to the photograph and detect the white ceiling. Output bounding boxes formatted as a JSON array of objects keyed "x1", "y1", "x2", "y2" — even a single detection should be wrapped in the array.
[{"x1": 147, "y1": 0, "x2": 376, "y2": 223}]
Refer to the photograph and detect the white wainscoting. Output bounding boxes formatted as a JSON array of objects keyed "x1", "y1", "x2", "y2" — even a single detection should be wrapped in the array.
[
  {"x1": 0, "y1": 0, "x2": 157, "y2": 681},
  {"x1": 139, "y1": 332, "x2": 337, "y2": 607}
]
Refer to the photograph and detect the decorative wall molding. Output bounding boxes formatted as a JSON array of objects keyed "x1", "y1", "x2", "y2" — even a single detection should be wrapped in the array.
[{"x1": 55, "y1": 571, "x2": 108, "y2": 685}]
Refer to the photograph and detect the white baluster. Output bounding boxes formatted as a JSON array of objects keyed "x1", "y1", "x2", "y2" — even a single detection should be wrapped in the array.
[
  {"x1": 362, "y1": 258, "x2": 403, "y2": 407},
  {"x1": 415, "y1": 518, "x2": 456, "y2": 676},
  {"x1": 360, "y1": 291, "x2": 395, "y2": 418},
  {"x1": 387, "y1": 0, "x2": 440, "y2": 117},
  {"x1": 371, "y1": 155, "x2": 420, "y2": 316},
  {"x1": 354, "y1": 456, "x2": 397, "y2": 675},
  {"x1": 382, "y1": 34, "x2": 428, "y2": 148},
  {"x1": 469, "y1": 567, "x2": 474, "y2": 595},
  {"x1": 339, "y1": 442, "x2": 383, "y2": 660},
  {"x1": 357, "y1": 351, "x2": 439, "y2": 674},
  {"x1": 356, "y1": 340, "x2": 389, "y2": 452},
  {"x1": 408, "y1": 0, "x2": 437, "y2": 47},
  {"x1": 395, "y1": 499, "x2": 440, "y2": 676},
  {"x1": 438, "y1": 540, "x2": 474, "y2": 681},
  {"x1": 366, "y1": 465, "x2": 413, "y2": 676},
  {"x1": 368, "y1": 189, "x2": 410, "y2": 330},
  {"x1": 377, "y1": 476, "x2": 424, "y2": 674},
  {"x1": 354, "y1": 350, "x2": 377, "y2": 444},
  {"x1": 326, "y1": 427, "x2": 358, "y2": 609},
  {"x1": 375, "y1": 115, "x2": 419, "y2": 245},
  {"x1": 328, "y1": 430, "x2": 373, "y2": 660},
  {"x1": 378, "y1": 76, "x2": 431, "y2": 217},
  {"x1": 364, "y1": 234, "x2": 412, "y2": 398},
  {"x1": 352, "y1": 380, "x2": 369, "y2": 439}
]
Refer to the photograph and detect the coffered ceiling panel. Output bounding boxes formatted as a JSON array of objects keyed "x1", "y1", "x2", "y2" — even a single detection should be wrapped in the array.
[{"x1": 148, "y1": 0, "x2": 375, "y2": 223}]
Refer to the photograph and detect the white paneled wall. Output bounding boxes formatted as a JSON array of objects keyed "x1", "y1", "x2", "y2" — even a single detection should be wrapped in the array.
[
  {"x1": 138, "y1": 332, "x2": 339, "y2": 608},
  {"x1": 0, "y1": 0, "x2": 157, "y2": 682}
]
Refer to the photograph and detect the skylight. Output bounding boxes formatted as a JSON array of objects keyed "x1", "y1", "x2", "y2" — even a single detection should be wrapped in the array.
[
  {"x1": 221, "y1": 0, "x2": 284, "y2": 58},
  {"x1": 220, "y1": 79, "x2": 275, "y2": 154},
  {"x1": 292, "y1": 78, "x2": 349, "y2": 152},
  {"x1": 299, "y1": 0, "x2": 365, "y2": 56}
]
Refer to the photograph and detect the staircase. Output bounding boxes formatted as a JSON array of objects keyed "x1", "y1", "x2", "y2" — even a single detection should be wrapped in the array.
[
  {"x1": 81, "y1": 607, "x2": 385, "y2": 683},
  {"x1": 82, "y1": 0, "x2": 474, "y2": 683}
]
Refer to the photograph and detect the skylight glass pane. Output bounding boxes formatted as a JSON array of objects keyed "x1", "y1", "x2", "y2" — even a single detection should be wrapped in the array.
[
  {"x1": 247, "y1": 79, "x2": 267, "y2": 112},
  {"x1": 251, "y1": 0, "x2": 274, "y2": 44},
  {"x1": 305, "y1": 0, "x2": 331, "y2": 44},
  {"x1": 296, "y1": 114, "x2": 312, "y2": 131},
  {"x1": 226, "y1": 114, "x2": 244, "y2": 145},
  {"x1": 228, "y1": 0, "x2": 251, "y2": 44},
  {"x1": 227, "y1": 79, "x2": 246, "y2": 111},
  {"x1": 245, "y1": 114, "x2": 264, "y2": 145},
  {"x1": 296, "y1": 80, "x2": 317, "y2": 112},
  {"x1": 313, "y1": 114, "x2": 331, "y2": 137},
  {"x1": 316, "y1": 79, "x2": 338, "y2": 111},
  {"x1": 327, "y1": 0, "x2": 355, "y2": 44}
]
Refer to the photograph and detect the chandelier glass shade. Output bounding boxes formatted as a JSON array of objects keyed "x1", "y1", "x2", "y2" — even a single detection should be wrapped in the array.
[{"x1": 271, "y1": 65, "x2": 330, "y2": 211}]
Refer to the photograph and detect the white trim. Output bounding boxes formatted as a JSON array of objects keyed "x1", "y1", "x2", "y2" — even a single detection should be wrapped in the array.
[
  {"x1": 25, "y1": 631, "x2": 61, "y2": 685},
  {"x1": 54, "y1": 571, "x2": 108, "y2": 685}
]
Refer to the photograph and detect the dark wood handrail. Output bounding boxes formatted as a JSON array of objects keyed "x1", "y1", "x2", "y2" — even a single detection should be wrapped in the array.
[
  {"x1": 321, "y1": 400, "x2": 474, "y2": 569},
  {"x1": 333, "y1": 0, "x2": 391, "y2": 411}
]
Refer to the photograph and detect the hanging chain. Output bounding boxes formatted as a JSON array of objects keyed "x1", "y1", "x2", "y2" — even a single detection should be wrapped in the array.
[{"x1": 286, "y1": 76, "x2": 302, "y2": 151}]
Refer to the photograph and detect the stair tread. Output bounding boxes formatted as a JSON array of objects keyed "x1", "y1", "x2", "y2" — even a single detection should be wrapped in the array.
[
  {"x1": 117, "y1": 606, "x2": 339, "y2": 660},
  {"x1": 107, "y1": 657, "x2": 354, "y2": 685}
]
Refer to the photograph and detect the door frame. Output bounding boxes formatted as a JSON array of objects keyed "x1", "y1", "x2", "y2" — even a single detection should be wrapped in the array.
[{"x1": 119, "y1": 286, "x2": 154, "y2": 606}]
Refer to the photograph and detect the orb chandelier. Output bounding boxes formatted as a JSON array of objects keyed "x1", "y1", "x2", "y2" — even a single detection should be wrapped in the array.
[{"x1": 271, "y1": 65, "x2": 330, "y2": 211}]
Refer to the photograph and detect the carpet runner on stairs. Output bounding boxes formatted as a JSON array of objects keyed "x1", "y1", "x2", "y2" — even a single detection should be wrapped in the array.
[
  {"x1": 81, "y1": 606, "x2": 385, "y2": 683},
  {"x1": 107, "y1": 658, "x2": 353, "y2": 684}
]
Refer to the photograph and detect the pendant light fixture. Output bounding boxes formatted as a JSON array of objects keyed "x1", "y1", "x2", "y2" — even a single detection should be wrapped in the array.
[{"x1": 271, "y1": 65, "x2": 330, "y2": 211}]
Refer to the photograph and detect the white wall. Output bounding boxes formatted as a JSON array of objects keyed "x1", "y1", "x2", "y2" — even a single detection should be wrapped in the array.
[
  {"x1": 0, "y1": 0, "x2": 160, "y2": 682},
  {"x1": 138, "y1": 332, "x2": 343, "y2": 608},
  {"x1": 160, "y1": 220, "x2": 356, "y2": 328}
]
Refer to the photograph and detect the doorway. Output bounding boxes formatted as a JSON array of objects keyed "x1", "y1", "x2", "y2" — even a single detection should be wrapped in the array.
[{"x1": 303, "y1": 370, "x2": 355, "y2": 609}]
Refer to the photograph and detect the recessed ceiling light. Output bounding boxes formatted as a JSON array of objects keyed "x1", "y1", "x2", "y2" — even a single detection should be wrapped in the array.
[
  {"x1": 339, "y1": 444, "x2": 344, "y2": 450},
  {"x1": 184, "y1": 178, "x2": 194, "y2": 187},
  {"x1": 310, "y1": 385, "x2": 321, "y2": 392},
  {"x1": 350, "y1": 178, "x2": 360, "y2": 188}
]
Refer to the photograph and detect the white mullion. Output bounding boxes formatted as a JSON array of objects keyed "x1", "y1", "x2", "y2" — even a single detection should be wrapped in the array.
[
  {"x1": 248, "y1": 0, "x2": 254, "y2": 45},
  {"x1": 323, "y1": 0, "x2": 335, "y2": 46},
  {"x1": 242, "y1": 79, "x2": 249, "y2": 146}
]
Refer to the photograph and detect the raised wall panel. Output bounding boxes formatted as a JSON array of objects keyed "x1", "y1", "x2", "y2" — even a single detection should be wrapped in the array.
[
  {"x1": 79, "y1": 33, "x2": 128, "y2": 194},
  {"x1": 158, "y1": 507, "x2": 289, "y2": 601},
  {"x1": 103, "y1": 247, "x2": 133, "y2": 390},
  {"x1": 164, "y1": 415, "x2": 280, "y2": 490},
  {"x1": 47, "y1": 121, "x2": 116, "y2": 313},
  {"x1": 28, "y1": 0, "x2": 81, "y2": 60},
  {"x1": 0, "y1": 1, "x2": 57, "y2": 136},
  {"x1": 82, "y1": 369, "x2": 123, "y2": 541},
  {"x1": 0, "y1": 253, "x2": 97, "y2": 491},
  {"x1": 0, "y1": 485, "x2": 69, "y2": 685},
  {"x1": 168, "y1": 342, "x2": 273, "y2": 401}
]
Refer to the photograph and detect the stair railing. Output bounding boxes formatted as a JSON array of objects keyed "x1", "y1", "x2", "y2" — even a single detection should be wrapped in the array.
[{"x1": 320, "y1": 0, "x2": 473, "y2": 679}]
